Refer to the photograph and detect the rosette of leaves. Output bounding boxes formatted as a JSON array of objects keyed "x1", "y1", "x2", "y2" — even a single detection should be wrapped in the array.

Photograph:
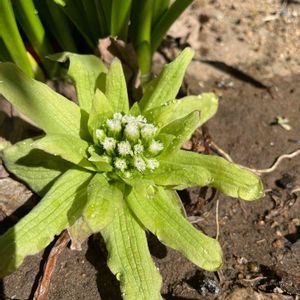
[{"x1": 0, "y1": 48, "x2": 263, "y2": 299}]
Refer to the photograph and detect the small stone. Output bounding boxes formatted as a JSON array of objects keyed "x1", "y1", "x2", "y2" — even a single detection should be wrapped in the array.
[{"x1": 272, "y1": 238, "x2": 285, "y2": 249}]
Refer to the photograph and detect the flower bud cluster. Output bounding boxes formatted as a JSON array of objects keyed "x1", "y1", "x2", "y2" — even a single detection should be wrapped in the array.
[{"x1": 91, "y1": 112, "x2": 164, "y2": 176}]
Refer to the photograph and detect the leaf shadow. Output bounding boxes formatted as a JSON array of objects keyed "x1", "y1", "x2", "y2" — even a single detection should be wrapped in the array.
[{"x1": 86, "y1": 234, "x2": 122, "y2": 300}]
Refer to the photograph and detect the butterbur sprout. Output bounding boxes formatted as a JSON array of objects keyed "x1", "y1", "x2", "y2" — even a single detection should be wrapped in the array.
[{"x1": 0, "y1": 48, "x2": 263, "y2": 299}]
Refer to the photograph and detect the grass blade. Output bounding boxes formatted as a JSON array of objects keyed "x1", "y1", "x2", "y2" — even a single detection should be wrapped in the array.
[
  {"x1": 44, "y1": 0, "x2": 78, "y2": 52},
  {"x1": 111, "y1": 0, "x2": 132, "y2": 40},
  {"x1": 13, "y1": 0, "x2": 54, "y2": 75},
  {"x1": 152, "y1": 0, "x2": 169, "y2": 25},
  {"x1": 0, "y1": 0, "x2": 34, "y2": 77},
  {"x1": 53, "y1": 0, "x2": 95, "y2": 49},
  {"x1": 151, "y1": 0, "x2": 192, "y2": 53}
]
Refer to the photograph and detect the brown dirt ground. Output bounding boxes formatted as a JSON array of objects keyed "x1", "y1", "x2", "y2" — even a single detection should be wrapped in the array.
[{"x1": 1, "y1": 0, "x2": 300, "y2": 299}]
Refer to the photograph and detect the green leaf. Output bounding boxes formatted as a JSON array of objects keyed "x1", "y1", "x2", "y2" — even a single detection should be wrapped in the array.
[
  {"x1": 152, "y1": 0, "x2": 170, "y2": 25},
  {"x1": 2, "y1": 137, "x2": 72, "y2": 196},
  {"x1": 0, "y1": 0, "x2": 33, "y2": 77},
  {"x1": 154, "y1": 150, "x2": 264, "y2": 200},
  {"x1": 53, "y1": 0, "x2": 95, "y2": 48},
  {"x1": 144, "y1": 155, "x2": 211, "y2": 190},
  {"x1": 165, "y1": 189, "x2": 186, "y2": 217},
  {"x1": 101, "y1": 202, "x2": 162, "y2": 300},
  {"x1": 105, "y1": 59, "x2": 129, "y2": 113},
  {"x1": 126, "y1": 184, "x2": 222, "y2": 271},
  {"x1": 88, "y1": 89, "x2": 114, "y2": 138},
  {"x1": 111, "y1": 0, "x2": 132, "y2": 40},
  {"x1": 0, "y1": 168, "x2": 92, "y2": 277},
  {"x1": 151, "y1": 0, "x2": 193, "y2": 53},
  {"x1": 0, "y1": 63, "x2": 87, "y2": 139},
  {"x1": 49, "y1": 52, "x2": 107, "y2": 113},
  {"x1": 32, "y1": 134, "x2": 95, "y2": 171},
  {"x1": 12, "y1": 0, "x2": 54, "y2": 75},
  {"x1": 158, "y1": 111, "x2": 200, "y2": 152},
  {"x1": 43, "y1": 0, "x2": 77, "y2": 52},
  {"x1": 87, "y1": 151, "x2": 113, "y2": 172},
  {"x1": 145, "y1": 93, "x2": 218, "y2": 128},
  {"x1": 139, "y1": 48, "x2": 194, "y2": 112},
  {"x1": 83, "y1": 173, "x2": 122, "y2": 232}
]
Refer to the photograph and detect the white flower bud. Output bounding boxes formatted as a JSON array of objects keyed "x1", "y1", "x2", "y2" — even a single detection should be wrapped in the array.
[
  {"x1": 122, "y1": 114, "x2": 136, "y2": 125},
  {"x1": 141, "y1": 124, "x2": 157, "y2": 140},
  {"x1": 101, "y1": 137, "x2": 116, "y2": 153},
  {"x1": 95, "y1": 129, "x2": 106, "y2": 141},
  {"x1": 147, "y1": 159, "x2": 159, "y2": 170},
  {"x1": 114, "y1": 158, "x2": 127, "y2": 172},
  {"x1": 124, "y1": 123, "x2": 140, "y2": 141},
  {"x1": 117, "y1": 141, "x2": 133, "y2": 156},
  {"x1": 113, "y1": 112, "x2": 123, "y2": 121},
  {"x1": 106, "y1": 119, "x2": 122, "y2": 137},
  {"x1": 148, "y1": 140, "x2": 164, "y2": 155},
  {"x1": 133, "y1": 144, "x2": 144, "y2": 155},
  {"x1": 134, "y1": 157, "x2": 146, "y2": 172}
]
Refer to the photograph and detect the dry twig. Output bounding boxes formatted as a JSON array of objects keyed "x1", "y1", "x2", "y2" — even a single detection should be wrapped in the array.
[
  {"x1": 215, "y1": 199, "x2": 220, "y2": 241},
  {"x1": 209, "y1": 141, "x2": 300, "y2": 176},
  {"x1": 33, "y1": 230, "x2": 70, "y2": 300}
]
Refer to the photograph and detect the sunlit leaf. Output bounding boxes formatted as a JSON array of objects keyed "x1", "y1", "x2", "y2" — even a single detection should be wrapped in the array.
[
  {"x1": 0, "y1": 63, "x2": 87, "y2": 139},
  {"x1": 2, "y1": 137, "x2": 72, "y2": 196},
  {"x1": 32, "y1": 134, "x2": 95, "y2": 171},
  {"x1": 105, "y1": 59, "x2": 130, "y2": 113},
  {"x1": 49, "y1": 52, "x2": 107, "y2": 113},
  {"x1": 0, "y1": 168, "x2": 92, "y2": 277},
  {"x1": 127, "y1": 184, "x2": 222, "y2": 271},
  {"x1": 101, "y1": 201, "x2": 162, "y2": 300},
  {"x1": 139, "y1": 48, "x2": 194, "y2": 111}
]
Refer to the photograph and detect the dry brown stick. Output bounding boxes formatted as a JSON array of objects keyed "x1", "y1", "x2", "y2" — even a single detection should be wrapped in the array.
[
  {"x1": 215, "y1": 199, "x2": 220, "y2": 241},
  {"x1": 33, "y1": 230, "x2": 70, "y2": 300},
  {"x1": 249, "y1": 148, "x2": 300, "y2": 175},
  {"x1": 209, "y1": 141, "x2": 300, "y2": 176}
]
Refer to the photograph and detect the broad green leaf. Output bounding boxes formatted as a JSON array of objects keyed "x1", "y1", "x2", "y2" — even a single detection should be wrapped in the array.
[
  {"x1": 158, "y1": 111, "x2": 200, "y2": 152},
  {"x1": 144, "y1": 157, "x2": 211, "y2": 190},
  {"x1": 101, "y1": 203, "x2": 162, "y2": 300},
  {"x1": 139, "y1": 48, "x2": 193, "y2": 112},
  {"x1": 105, "y1": 59, "x2": 129, "y2": 113},
  {"x1": 145, "y1": 93, "x2": 218, "y2": 128},
  {"x1": 0, "y1": 168, "x2": 92, "y2": 277},
  {"x1": 156, "y1": 150, "x2": 264, "y2": 200},
  {"x1": 0, "y1": 63, "x2": 87, "y2": 139},
  {"x1": 83, "y1": 173, "x2": 122, "y2": 232},
  {"x1": 126, "y1": 184, "x2": 222, "y2": 271},
  {"x1": 2, "y1": 137, "x2": 72, "y2": 196},
  {"x1": 32, "y1": 134, "x2": 95, "y2": 171},
  {"x1": 88, "y1": 151, "x2": 113, "y2": 172},
  {"x1": 165, "y1": 189, "x2": 186, "y2": 217},
  {"x1": 49, "y1": 52, "x2": 107, "y2": 113},
  {"x1": 88, "y1": 89, "x2": 114, "y2": 138},
  {"x1": 0, "y1": 0, "x2": 33, "y2": 77},
  {"x1": 129, "y1": 101, "x2": 141, "y2": 116}
]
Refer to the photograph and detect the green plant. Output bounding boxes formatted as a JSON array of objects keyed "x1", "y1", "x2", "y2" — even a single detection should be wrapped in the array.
[
  {"x1": 0, "y1": 48, "x2": 263, "y2": 299},
  {"x1": 0, "y1": 0, "x2": 193, "y2": 79}
]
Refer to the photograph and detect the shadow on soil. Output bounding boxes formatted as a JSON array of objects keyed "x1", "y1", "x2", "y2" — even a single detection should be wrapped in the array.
[{"x1": 86, "y1": 234, "x2": 122, "y2": 300}]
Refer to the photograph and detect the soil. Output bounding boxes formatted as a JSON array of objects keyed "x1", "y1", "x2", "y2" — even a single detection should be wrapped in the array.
[{"x1": 1, "y1": 0, "x2": 300, "y2": 299}]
